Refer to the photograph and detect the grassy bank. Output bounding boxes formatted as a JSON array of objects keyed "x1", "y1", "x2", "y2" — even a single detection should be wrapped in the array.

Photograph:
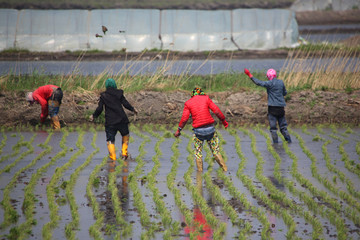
[{"x1": 1, "y1": 45, "x2": 359, "y2": 93}]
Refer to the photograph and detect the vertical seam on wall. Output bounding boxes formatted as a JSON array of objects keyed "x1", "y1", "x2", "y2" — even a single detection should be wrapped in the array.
[
  {"x1": 87, "y1": 10, "x2": 91, "y2": 49},
  {"x1": 230, "y1": 10, "x2": 241, "y2": 51},
  {"x1": 159, "y1": 10, "x2": 163, "y2": 50},
  {"x1": 14, "y1": 10, "x2": 20, "y2": 48}
]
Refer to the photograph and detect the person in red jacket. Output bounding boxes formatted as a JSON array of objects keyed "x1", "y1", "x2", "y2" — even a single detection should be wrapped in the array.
[
  {"x1": 174, "y1": 87, "x2": 228, "y2": 172},
  {"x1": 26, "y1": 84, "x2": 63, "y2": 130}
]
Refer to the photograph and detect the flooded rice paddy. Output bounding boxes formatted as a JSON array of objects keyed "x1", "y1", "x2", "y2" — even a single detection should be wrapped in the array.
[{"x1": 0, "y1": 125, "x2": 359, "y2": 239}]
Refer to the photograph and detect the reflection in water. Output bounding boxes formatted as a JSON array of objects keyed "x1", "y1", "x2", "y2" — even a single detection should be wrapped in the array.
[
  {"x1": 268, "y1": 211, "x2": 277, "y2": 237},
  {"x1": 108, "y1": 160, "x2": 130, "y2": 215},
  {"x1": 184, "y1": 173, "x2": 213, "y2": 239},
  {"x1": 268, "y1": 176, "x2": 285, "y2": 191},
  {"x1": 119, "y1": 161, "x2": 129, "y2": 215}
]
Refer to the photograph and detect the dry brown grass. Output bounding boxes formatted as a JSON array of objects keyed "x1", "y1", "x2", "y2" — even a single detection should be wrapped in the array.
[{"x1": 281, "y1": 46, "x2": 360, "y2": 90}]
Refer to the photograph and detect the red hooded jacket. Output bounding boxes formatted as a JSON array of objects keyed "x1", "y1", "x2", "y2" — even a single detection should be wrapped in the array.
[
  {"x1": 178, "y1": 95, "x2": 225, "y2": 129},
  {"x1": 32, "y1": 85, "x2": 59, "y2": 123}
]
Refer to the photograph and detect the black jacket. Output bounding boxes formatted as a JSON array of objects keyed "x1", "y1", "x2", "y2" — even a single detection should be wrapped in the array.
[{"x1": 93, "y1": 88, "x2": 135, "y2": 126}]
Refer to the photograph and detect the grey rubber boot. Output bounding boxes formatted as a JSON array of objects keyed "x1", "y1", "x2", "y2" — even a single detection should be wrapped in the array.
[
  {"x1": 270, "y1": 130, "x2": 278, "y2": 143},
  {"x1": 281, "y1": 129, "x2": 292, "y2": 143}
]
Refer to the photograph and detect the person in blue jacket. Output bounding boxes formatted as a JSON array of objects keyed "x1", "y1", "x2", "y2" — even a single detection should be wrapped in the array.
[{"x1": 244, "y1": 68, "x2": 291, "y2": 143}]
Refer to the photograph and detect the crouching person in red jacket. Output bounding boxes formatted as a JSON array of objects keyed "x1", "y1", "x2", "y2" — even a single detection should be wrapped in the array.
[
  {"x1": 174, "y1": 87, "x2": 228, "y2": 172},
  {"x1": 26, "y1": 85, "x2": 63, "y2": 130}
]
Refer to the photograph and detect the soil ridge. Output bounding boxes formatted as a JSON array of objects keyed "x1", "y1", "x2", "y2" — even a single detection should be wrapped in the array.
[{"x1": 1, "y1": 89, "x2": 359, "y2": 128}]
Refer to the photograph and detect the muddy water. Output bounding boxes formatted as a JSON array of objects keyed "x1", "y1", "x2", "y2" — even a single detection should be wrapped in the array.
[{"x1": 0, "y1": 126, "x2": 359, "y2": 239}]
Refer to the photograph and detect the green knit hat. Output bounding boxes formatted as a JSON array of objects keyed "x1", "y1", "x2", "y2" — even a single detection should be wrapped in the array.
[{"x1": 105, "y1": 78, "x2": 117, "y2": 89}]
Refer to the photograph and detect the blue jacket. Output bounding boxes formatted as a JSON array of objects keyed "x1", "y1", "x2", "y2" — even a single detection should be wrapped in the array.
[{"x1": 251, "y1": 77, "x2": 287, "y2": 107}]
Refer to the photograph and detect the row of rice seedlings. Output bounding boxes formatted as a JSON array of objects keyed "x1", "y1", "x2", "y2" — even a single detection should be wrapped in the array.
[
  {"x1": 88, "y1": 155, "x2": 108, "y2": 239},
  {"x1": 37, "y1": 129, "x2": 68, "y2": 239},
  {"x1": 65, "y1": 127, "x2": 97, "y2": 239},
  {"x1": 333, "y1": 132, "x2": 360, "y2": 179},
  {"x1": 320, "y1": 140, "x2": 360, "y2": 227},
  {"x1": 42, "y1": 128, "x2": 84, "y2": 239},
  {"x1": 258, "y1": 129, "x2": 330, "y2": 238},
  {"x1": 0, "y1": 134, "x2": 25, "y2": 169},
  {"x1": 182, "y1": 131, "x2": 214, "y2": 238},
  {"x1": 260, "y1": 129, "x2": 352, "y2": 239},
  {"x1": 0, "y1": 129, "x2": 7, "y2": 155},
  {"x1": 202, "y1": 146, "x2": 251, "y2": 238},
  {"x1": 357, "y1": 141, "x2": 360, "y2": 160},
  {"x1": 258, "y1": 128, "x2": 347, "y2": 239},
  {"x1": 182, "y1": 132, "x2": 226, "y2": 239},
  {"x1": 144, "y1": 125, "x2": 181, "y2": 239},
  {"x1": 300, "y1": 125, "x2": 326, "y2": 142},
  {"x1": 296, "y1": 126, "x2": 360, "y2": 203},
  {"x1": 13, "y1": 130, "x2": 67, "y2": 239},
  {"x1": 0, "y1": 133, "x2": 37, "y2": 230},
  {"x1": 226, "y1": 129, "x2": 274, "y2": 239},
  {"x1": 215, "y1": 131, "x2": 258, "y2": 238},
  {"x1": 240, "y1": 128, "x2": 301, "y2": 240},
  {"x1": 310, "y1": 125, "x2": 360, "y2": 198},
  {"x1": 301, "y1": 125, "x2": 359, "y2": 196},
  {"x1": 128, "y1": 125, "x2": 159, "y2": 238},
  {"x1": 107, "y1": 154, "x2": 132, "y2": 238},
  {"x1": 165, "y1": 130, "x2": 194, "y2": 236}
]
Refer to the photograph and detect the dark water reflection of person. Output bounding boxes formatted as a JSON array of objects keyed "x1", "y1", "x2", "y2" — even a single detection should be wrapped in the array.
[
  {"x1": 184, "y1": 172, "x2": 213, "y2": 239},
  {"x1": 108, "y1": 159, "x2": 130, "y2": 218}
]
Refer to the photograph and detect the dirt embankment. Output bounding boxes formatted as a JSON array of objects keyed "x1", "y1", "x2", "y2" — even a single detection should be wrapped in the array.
[{"x1": 1, "y1": 89, "x2": 359, "y2": 128}]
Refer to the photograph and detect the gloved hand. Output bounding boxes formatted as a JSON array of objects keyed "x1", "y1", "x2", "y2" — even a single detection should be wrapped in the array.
[
  {"x1": 222, "y1": 120, "x2": 229, "y2": 129},
  {"x1": 89, "y1": 115, "x2": 94, "y2": 122},
  {"x1": 174, "y1": 129, "x2": 181, "y2": 137},
  {"x1": 244, "y1": 68, "x2": 253, "y2": 78}
]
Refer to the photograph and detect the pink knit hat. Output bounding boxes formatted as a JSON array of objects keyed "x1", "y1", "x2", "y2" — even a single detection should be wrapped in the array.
[{"x1": 266, "y1": 69, "x2": 277, "y2": 80}]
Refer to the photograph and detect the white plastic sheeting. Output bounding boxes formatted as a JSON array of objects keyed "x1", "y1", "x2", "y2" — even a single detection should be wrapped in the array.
[
  {"x1": 89, "y1": 9, "x2": 161, "y2": 52},
  {"x1": 232, "y1": 9, "x2": 298, "y2": 50},
  {"x1": 0, "y1": 9, "x2": 18, "y2": 50},
  {"x1": 0, "y1": 8, "x2": 299, "y2": 52},
  {"x1": 160, "y1": 10, "x2": 235, "y2": 51}
]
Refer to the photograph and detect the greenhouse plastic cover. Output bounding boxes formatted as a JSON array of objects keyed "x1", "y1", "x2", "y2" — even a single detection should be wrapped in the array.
[{"x1": 0, "y1": 8, "x2": 298, "y2": 52}]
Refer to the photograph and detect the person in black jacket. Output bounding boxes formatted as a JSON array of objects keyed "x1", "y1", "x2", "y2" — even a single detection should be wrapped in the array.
[{"x1": 90, "y1": 78, "x2": 137, "y2": 160}]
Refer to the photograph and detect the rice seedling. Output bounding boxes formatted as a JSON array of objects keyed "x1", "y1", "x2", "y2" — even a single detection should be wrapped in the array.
[
  {"x1": 271, "y1": 129, "x2": 354, "y2": 238},
  {"x1": 181, "y1": 132, "x2": 227, "y2": 239},
  {"x1": 107, "y1": 154, "x2": 132, "y2": 238},
  {"x1": 42, "y1": 129, "x2": 87, "y2": 239},
  {"x1": 65, "y1": 128, "x2": 100, "y2": 239},
  {"x1": 0, "y1": 129, "x2": 7, "y2": 155},
  {"x1": 226, "y1": 128, "x2": 273, "y2": 239},
  {"x1": 40, "y1": 129, "x2": 68, "y2": 239},
  {"x1": 0, "y1": 133, "x2": 37, "y2": 229},
  {"x1": 165, "y1": 127, "x2": 195, "y2": 236},
  {"x1": 244, "y1": 127, "x2": 302, "y2": 240},
  {"x1": 127, "y1": 125, "x2": 158, "y2": 236},
  {"x1": 15, "y1": 131, "x2": 69, "y2": 239},
  {"x1": 143, "y1": 125, "x2": 181, "y2": 238},
  {"x1": 0, "y1": 135, "x2": 25, "y2": 166},
  {"x1": 87, "y1": 156, "x2": 107, "y2": 239}
]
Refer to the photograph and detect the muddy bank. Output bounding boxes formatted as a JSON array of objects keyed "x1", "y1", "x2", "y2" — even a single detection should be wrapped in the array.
[{"x1": 1, "y1": 89, "x2": 359, "y2": 128}]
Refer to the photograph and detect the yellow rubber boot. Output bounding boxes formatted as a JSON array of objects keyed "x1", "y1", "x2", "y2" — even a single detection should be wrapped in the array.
[
  {"x1": 51, "y1": 115, "x2": 61, "y2": 130},
  {"x1": 214, "y1": 154, "x2": 227, "y2": 171},
  {"x1": 107, "y1": 142, "x2": 116, "y2": 160},
  {"x1": 121, "y1": 135, "x2": 130, "y2": 159}
]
